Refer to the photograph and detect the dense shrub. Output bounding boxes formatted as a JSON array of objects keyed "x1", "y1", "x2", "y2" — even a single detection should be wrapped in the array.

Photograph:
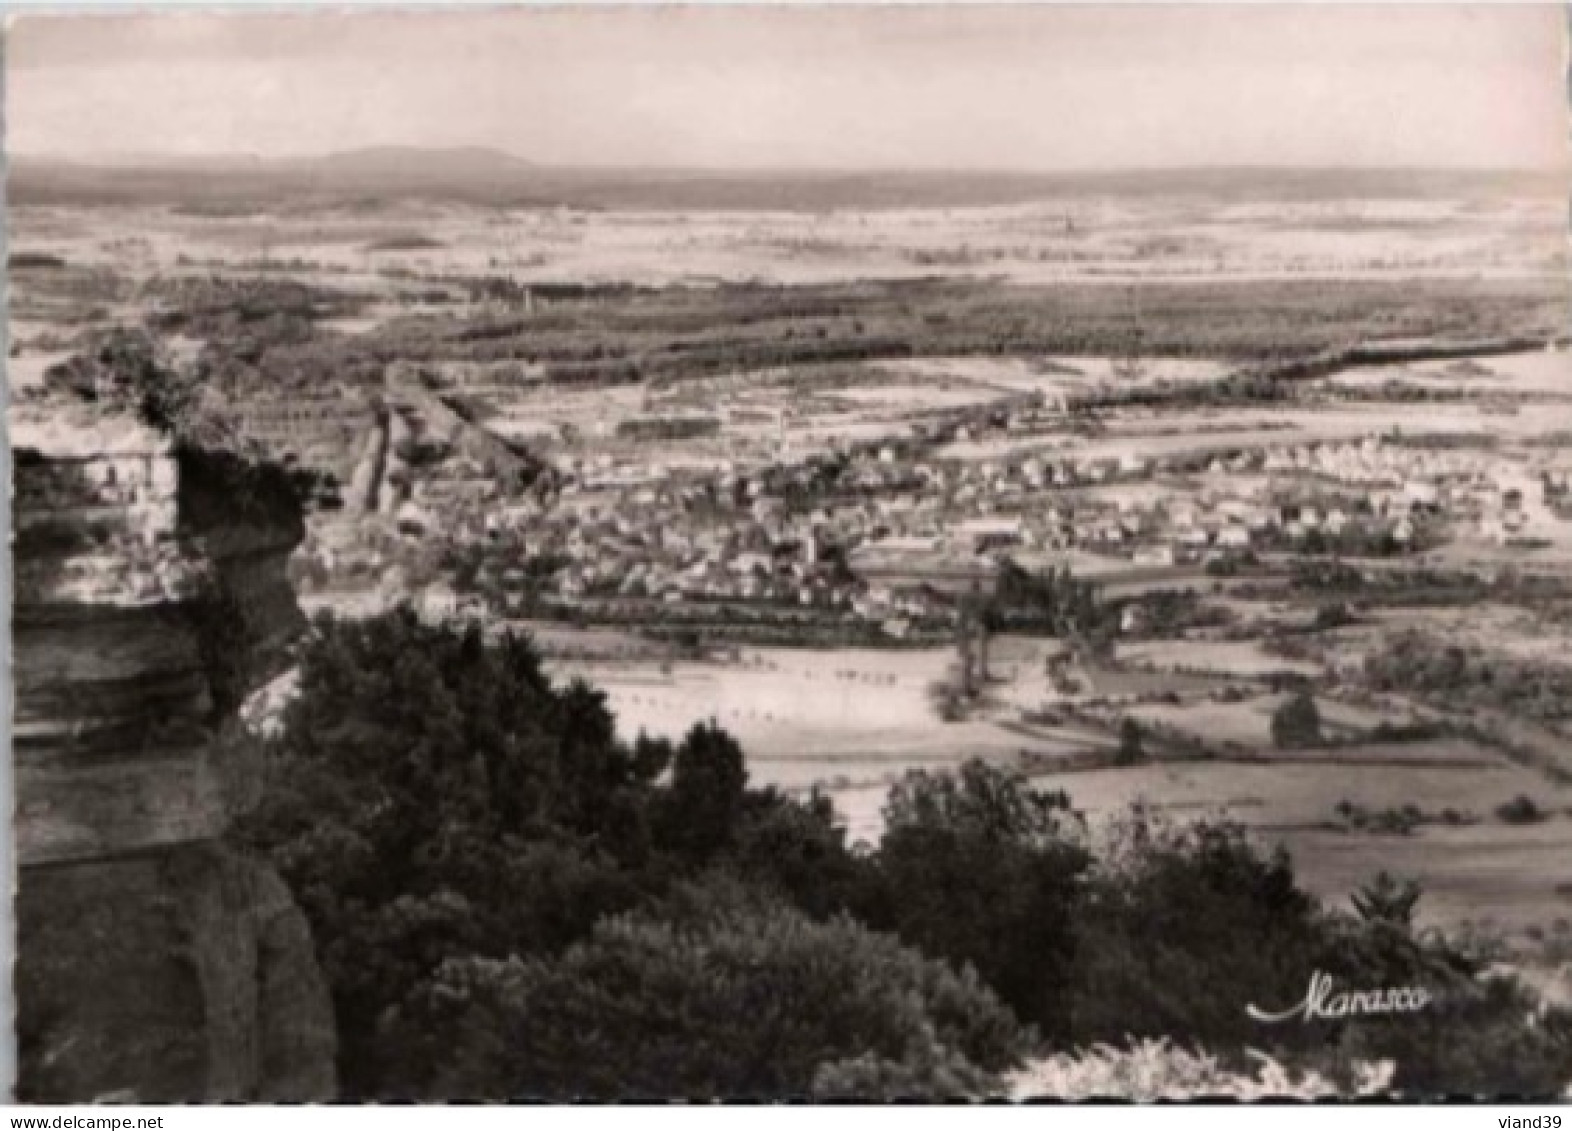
[
  {"x1": 1333, "y1": 800, "x2": 1429, "y2": 836},
  {"x1": 1313, "y1": 602, "x2": 1358, "y2": 630},
  {"x1": 1496, "y1": 795, "x2": 1548, "y2": 825},
  {"x1": 988, "y1": 558, "x2": 1113, "y2": 638},
  {"x1": 247, "y1": 612, "x2": 1572, "y2": 1100},
  {"x1": 1334, "y1": 971, "x2": 1572, "y2": 1096},
  {"x1": 856, "y1": 763, "x2": 1089, "y2": 1045},
  {"x1": 244, "y1": 609, "x2": 876, "y2": 1096},
  {"x1": 1365, "y1": 631, "x2": 1572, "y2": 726},
  {"x1": 728, "y1": 787, "x2": 872, "y2": 920},
  {"x1": 386, "y1": 886, "x2": 1029, "y2": 1100},
  {"x1": 1068, "y1": 810, "x2": 1324, "y2": 1052}
]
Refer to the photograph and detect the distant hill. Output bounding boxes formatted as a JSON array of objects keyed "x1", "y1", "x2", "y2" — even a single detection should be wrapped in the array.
[
  {"x1": 298, "y1": 145, "x2": 539, "y2": 187},
  {"x1": 8, "y1": 150, "x2": 1566, "y2": 212}
]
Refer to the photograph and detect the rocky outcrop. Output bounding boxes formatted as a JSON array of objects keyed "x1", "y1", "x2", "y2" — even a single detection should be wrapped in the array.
[
  {"x1": 13, "y1": 395, "x2": 335, "y2": 1102},
  {"x1": 18, "y1": 845, "x2": 336, "y2": 1102}
]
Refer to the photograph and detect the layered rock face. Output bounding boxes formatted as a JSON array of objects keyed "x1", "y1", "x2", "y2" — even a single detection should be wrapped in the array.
[{"x1": 13, "y1": 397, "x2": 335, "y2": 1102}]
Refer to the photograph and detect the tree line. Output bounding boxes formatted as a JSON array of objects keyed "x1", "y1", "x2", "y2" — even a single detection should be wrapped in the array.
[{"x1": 236, "y1": 609, "x2": 1572, "y2": 1099}]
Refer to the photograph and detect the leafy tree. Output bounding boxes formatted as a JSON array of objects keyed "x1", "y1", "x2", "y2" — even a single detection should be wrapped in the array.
[
  {"x1": 654, "y1": 721, "x2": 748, "y2": 862},
  {"x1": 1318, "y1": 884, "x2": 1572, "y2": 1096},
  {"x1": 1335, "y1": 974, "x2": 1572, "y2": 1096},
  {"x1": 1070, "y1": 816, "x2": 1572, "y2": 1095},
  {"x1": 244, "y1": 610, "x2": 1572, "y2": 1100},
  {"x1": 1351, "y1": 872, "x2": 1422, "y2": 929},
  {"x1": 242, "y1": 608, "x2": 674, "y2": 1094},
  {"x1": 245, "y1": 610, "x2": 884, "y2": 1096},
  {"x1": 1069, "y1": 810, "x2": 1325, "y2": 1052},
  {"x1": 387, "y1": 885, "x2": 1030, "y2": 1100},
  {"x1": 1116, "y1": 718, "x2": 1146, "y2": 765},
  {"x1": 727, "y1": 787, "x2": 872, "y2": 921},
  {"x1": 989, "y1": 559, "x2": 1109, "y2": 637},
  {"x1": 1271, "y1": 690, "x2": 1323, "y2": 749},
  {"x1": 862, "y1": 761, "x2": 1089, "y2": 1044}
]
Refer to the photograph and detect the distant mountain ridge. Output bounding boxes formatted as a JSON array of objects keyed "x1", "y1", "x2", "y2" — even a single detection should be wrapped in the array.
[
  {"x1": 299, "y1": 145, "x2": 539, "y2": 180},
  {"x1": 10, "y1": 149, "x2": 1566, "y2": 212},
  {"x1": 14, "y1": 145, "x2": 534, "y2": 172}
]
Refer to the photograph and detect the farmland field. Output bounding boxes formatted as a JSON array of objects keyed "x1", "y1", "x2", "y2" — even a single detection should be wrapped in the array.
[
  {"x1": 1119, "y1": 639, "x2": 1323, "y2": 678},
  {"x1": 555, "y1": 641, "x2": 1109, "y2": 786},
  {"x1": 830, "y1": 754, "x2": 1572, "y2": 935}
]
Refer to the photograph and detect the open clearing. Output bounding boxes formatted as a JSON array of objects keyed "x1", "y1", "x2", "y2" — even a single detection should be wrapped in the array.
[
  {"x1": 593, "y1": 675, "x2": 1085, "y2": 789},
  {"x1": 552, "y1": 640, "x2": 1109, "y2": 790},
  {"x1": 1281, "y1": 823, "x2": 1572, "y2": 934},
  {"x1": 1119, "y1": 639, "x2": 1323, "y2": 678},
  {"x1": 830, "y1": 755, "x2": 1572, "y2": 933}
]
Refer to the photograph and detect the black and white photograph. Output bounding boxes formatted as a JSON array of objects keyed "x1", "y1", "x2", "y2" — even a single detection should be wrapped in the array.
[{"x1": 7, "y1": 3, "x2": 1572, "y2": 1103}]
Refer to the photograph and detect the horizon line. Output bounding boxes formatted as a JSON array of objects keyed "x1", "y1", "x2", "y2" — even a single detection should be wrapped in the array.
[{"x1": 13, "y1": 149, "x2": 1572, "y2": 178}]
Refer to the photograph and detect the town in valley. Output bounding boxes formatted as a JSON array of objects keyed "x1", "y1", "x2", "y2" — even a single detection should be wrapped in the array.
[
  {"x1": 10, "y1": 4, "x2": 1572, "y2": 1100},
  {"x1": 13, "y1": 159, "x2": 1572, "y2": 933}
]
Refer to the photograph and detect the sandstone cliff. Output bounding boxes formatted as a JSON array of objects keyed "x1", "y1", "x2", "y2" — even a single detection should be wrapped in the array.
[{"x1": 13, "y1": 393, "x2": 336, "y2": 1102}]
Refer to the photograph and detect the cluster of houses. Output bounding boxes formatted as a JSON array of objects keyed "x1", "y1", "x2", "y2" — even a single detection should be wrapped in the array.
[
  {"x1": 926, "y1": 434, "x2": 1548, "y2": 561},
  {"x1": 472, "y1": 469, "x2": 948, "y2": 632},
  {"x1": 1265, "y1": 436, "x2": 1563, "y2": 548},
  {"x1": 414, "y1": 420, "x2": 1560, "y2": 623},
  {"x1": 287, "y1": 359, "x2": 1571, "y2": 632},
  {"x1": 235, "y1": 393, "x2": 376, "y2": 461}
]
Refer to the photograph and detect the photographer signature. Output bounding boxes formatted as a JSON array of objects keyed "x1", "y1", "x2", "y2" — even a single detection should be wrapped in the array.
[{"x1": 1247, "y1": 970, "x2": 1432, "y2": 1024}]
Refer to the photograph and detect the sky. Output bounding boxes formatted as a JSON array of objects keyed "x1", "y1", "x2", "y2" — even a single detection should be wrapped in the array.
[{"x1": 7, "y1": 4, "x2": 1568, "y2": 171}]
